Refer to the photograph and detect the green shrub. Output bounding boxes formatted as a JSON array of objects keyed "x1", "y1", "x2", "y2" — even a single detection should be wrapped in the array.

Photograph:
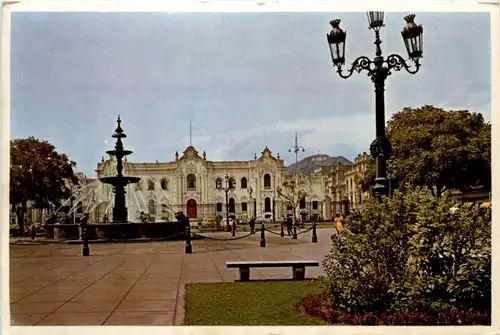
[{"x1": 320, "y1": 186, "x2": 491, "y2": 316}]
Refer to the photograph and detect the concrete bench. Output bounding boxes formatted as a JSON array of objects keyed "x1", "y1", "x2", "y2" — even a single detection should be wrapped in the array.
[{"x1": 226, "y1": 260, "x2": 320, "y2": 281}]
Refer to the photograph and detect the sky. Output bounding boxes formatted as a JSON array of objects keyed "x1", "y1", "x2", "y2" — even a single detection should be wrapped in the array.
[{"x1": 9, "y1": 12, "x2": 491, "y2": 177}]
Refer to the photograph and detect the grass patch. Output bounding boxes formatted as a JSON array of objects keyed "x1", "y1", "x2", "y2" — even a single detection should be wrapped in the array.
[{"x1": 183, "y1": 280, "x2": 326, "y2": 325}]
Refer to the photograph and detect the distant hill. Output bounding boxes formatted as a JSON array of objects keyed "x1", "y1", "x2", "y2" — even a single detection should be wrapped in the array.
[{"x1": 285, "y1": 154, "x2": 353, "y2": 175}]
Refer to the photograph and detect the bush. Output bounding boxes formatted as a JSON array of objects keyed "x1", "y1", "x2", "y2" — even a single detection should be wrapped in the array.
[{"x1": 320, "y1": 186, "x2": 491, "y2": 319}]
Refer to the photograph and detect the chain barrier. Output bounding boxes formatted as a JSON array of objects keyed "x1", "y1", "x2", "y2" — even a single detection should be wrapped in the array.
[
  {"x1": 264, "y1": 228, "x2": 284, "y2": 236},
  {"x1": 296, "y1": 226, "x2": 314, "y2": 235},
  {"x1": 190, "y1": 231, "x2": 253, "y2": 241}
]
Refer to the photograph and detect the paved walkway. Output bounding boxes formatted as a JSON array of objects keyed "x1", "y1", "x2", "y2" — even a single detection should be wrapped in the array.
[{"x1": 10, "y1": 228, "x2": 334, "y2": 326}]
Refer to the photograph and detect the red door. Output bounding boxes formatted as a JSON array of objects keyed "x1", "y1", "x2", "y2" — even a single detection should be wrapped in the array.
[{"x1": 187, "y1": 199, "x2": 197, "y2": 219}]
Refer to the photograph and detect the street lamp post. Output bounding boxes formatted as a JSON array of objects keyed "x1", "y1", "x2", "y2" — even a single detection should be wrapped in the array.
[
  {"x1": 326, "y1": 12, "x2": 423, "y2": 198},
  {"x1": 217, "y1": 174, "x2": 235, "y2": 236},
  {"x1": 289, "y1": 133, "x2": 305, "y2": 239}
]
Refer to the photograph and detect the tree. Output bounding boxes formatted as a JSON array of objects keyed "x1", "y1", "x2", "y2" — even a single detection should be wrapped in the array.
[
  {"x1": 276, "y1": 180, "x2": 306, "y2": 225},
  {"x1": 362, "y1": 106, "x2": 490, "y2": 197},
  {"x1": 10, "y1": 137, "x2": 78, "y2": 232}
]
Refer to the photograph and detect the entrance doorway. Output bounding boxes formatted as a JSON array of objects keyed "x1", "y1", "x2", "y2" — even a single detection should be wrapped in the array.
[{"x1": 187, "y1": 199, "x2": 197, "y2": 219}]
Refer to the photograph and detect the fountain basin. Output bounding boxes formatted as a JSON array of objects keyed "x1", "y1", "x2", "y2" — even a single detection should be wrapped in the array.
[
  {"x1": 46, "y1": 221, "x2": 187, "y2": 241},
  {"x1": 106, "y1": 149, "x2": 133, "y2": 157},
  {"x1": 99, "y1": 176, "x2": 141, "y2": 185}
]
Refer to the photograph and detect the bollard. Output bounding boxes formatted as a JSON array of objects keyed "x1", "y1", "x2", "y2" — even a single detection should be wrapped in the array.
[
  {"x1": 232, "y1": 223, "x2": 236, "y2": 237},
  {"x1": 185, "y1": 218, "x2": 192, "y2": 254},
  {"x1": 312, "y1": 222, "x2": 318, "y2": 243},
  {"x1": 260, "y1": 222, "x2": 266, "y2": 247},
  {"x1": 293, "y1": 224, "x2": 298, "y2": 239},
  {"x1": 30, "y1": 225, "x2": 36, "y2": 240},
  {"x1": 82, "y1": 228, "x2": 90, "y2": 256},
  {"x1": 280, "y1": 223, "x2": 284, "y2": 237}
]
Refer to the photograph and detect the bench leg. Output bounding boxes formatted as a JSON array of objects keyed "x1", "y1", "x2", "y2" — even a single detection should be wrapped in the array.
[
  {"x1": 239, "y1": 267, "x2": 250, "y2": 281},
  {"x1": 292, "y1": 266, "x2": 305, "y2": 280}
]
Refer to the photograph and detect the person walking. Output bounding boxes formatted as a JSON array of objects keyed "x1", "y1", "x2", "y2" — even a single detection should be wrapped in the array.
[
  {"x1": 232, "y1": 219, "x2": 238, "y2": 235},
  {"x1": 334, "y1": 213, "x2": 344, "y2": 234},
  {"x1": 249, "y1": 217, "x2": 256, "y2": 234},
  {"x1": 286, "y1": 216, "x2": 293, "y2": 236}
]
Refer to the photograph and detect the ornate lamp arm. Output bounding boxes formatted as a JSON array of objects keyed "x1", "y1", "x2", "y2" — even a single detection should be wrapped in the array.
[
  {"x1": 385, "y1": 54, "x2": 421, "y2": 75},
  {"x1": 336, "y1": 56, "x2": 373, "y2": 79}
]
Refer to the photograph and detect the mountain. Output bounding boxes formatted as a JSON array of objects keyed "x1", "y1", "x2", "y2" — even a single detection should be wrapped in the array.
[{"x1": 285, "y1": 154, "x2": 353, "y2": 175}]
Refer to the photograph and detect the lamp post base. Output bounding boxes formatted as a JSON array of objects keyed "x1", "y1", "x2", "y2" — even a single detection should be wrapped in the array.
[{"x1": 373, "y1": 178, "x2": 388, "y2": 198}]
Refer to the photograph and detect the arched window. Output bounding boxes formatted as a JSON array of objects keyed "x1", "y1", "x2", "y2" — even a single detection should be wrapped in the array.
[
  {"x1": 300, "y1": 198, "x2": 306, "y2": 209},
  {"x1": 160, "y1": 178, "x2": 168, "y2": 190},
  {"x1": 241, "y1": 177, "x2": 248, "y2": 189},
  {"x1": 228, "y1": 177, "x2": 235, "y2": 189},
  {"x1": 149, "y1": 199, "x2": 156, "y2": 215},
  {"x1": 215, "y1": 177, "x2": 223, "y2": 189},
  {"x1": 187, "y1": 174, "x2": 196, "y2": 190},
  {"x1": 148, "y1": 179, "x2": 155, "y2": 191},
  {"x1": 229, "y1": 198, "x2": 235, "y2": 213},
  {"x1": 312, "y1": 201, "x2": 318, "y2": 210},
  {"x1": 264, "y1": 197, "x2": 271, "y2": 212},
  {"x1": 264, "y1": 174, "x2": 271, "y2": 188},
  {"x1": 216, "y1": 202, "x2": 223, "y2": 212},
  {"x1": 241, "y1": 202, "x2": 247, "y2": 212}
]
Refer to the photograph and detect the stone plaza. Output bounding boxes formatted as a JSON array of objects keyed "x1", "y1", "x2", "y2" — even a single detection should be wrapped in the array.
[{"x1": 10, "y1": 227, "x2": 333, "y2": 326}]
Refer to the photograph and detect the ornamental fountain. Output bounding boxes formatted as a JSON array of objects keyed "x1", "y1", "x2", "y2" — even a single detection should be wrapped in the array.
[
  {"x1": 45, "y1": 116, "x2": 191, "y2": 242},
  {"x1": 99, "y1": 115, "x2": 141, "y2": 222}
]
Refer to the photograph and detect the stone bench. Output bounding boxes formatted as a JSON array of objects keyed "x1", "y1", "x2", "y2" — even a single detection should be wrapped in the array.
[{"x1": 226, "y1": 260, "x2": 320, "y2": 281}]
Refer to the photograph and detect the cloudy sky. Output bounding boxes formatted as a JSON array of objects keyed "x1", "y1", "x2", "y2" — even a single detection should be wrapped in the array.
[{"x1": 10, "y1": 12, "x2": 490, "y2": 177}]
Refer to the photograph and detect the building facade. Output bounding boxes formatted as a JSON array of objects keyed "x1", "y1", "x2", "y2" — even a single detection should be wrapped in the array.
[{"x1": 12, "y1": 148, "x2": 373, "y2": 225}]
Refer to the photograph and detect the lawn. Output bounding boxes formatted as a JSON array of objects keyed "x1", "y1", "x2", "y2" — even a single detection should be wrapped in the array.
[{"x1": 183, "y1": 280, "x2": 326, "y2": 325}]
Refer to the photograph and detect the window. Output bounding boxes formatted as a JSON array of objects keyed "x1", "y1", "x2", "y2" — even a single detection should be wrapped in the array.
[
  {"x1": 264, "y1": 174, "x2": 271, "y2": 188},
  {"x1": 216, "y1": 202, "x2": 222, "y2": 212},
  {"x1": 228, "y1": 177, "x2": 235, "y2": 189},
  {"x1": 300, "y1": 198, "x2": 306, "y2": 209},
  {"x1": 187, "y1": 174, "x2": 196, "y2": 190},
  {"x1": 264, "y1": 197, "x2": 271, "y2": 212},
  {"x1": 149, "y1": 199, "x2": 156, "y2": 215},
  {"x1": 241, "y1": 202, "x2": 247, "y2": 212},
  {"x1": 241, "y1": 177, "x2": 248, "y2": 189},
  {"x1": 160, "y1": 178, "x2": 168, "y2": 190},
  {"x1": 287, "y1": 204, "x2": 293, "y2": 211},
  {"x1": 229, "y1": 198, "x2": 235, "y2": 213},
  {"x1": 216, "y1": 177, "x2": 222, "y2": 189},
  {"x1": 148, "y1": 179, "x2": 155, "y2": 190},
  {"x1": 312, "y1": 201, "x2": 318, "y2": 210}
]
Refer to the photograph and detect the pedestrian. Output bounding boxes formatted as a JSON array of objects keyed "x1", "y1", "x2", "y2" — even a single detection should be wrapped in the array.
[
  {"x1": 249, "y1": 217, "x2": 255, "y2": 234},
  {"x1": 232, "y1": 219, "x2": 238, "y2": 235},
  {"x1": 334, "y1": 213, "x2": 344, "y2": 234},
  {"x1": 286, "y1": 217, "x2": 293, "y2": 236}
]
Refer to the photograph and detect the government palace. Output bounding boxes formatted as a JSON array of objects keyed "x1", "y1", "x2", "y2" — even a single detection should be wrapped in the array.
[{"x1": 18, "y1": 145, "x2": 372, "y2": 225}]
